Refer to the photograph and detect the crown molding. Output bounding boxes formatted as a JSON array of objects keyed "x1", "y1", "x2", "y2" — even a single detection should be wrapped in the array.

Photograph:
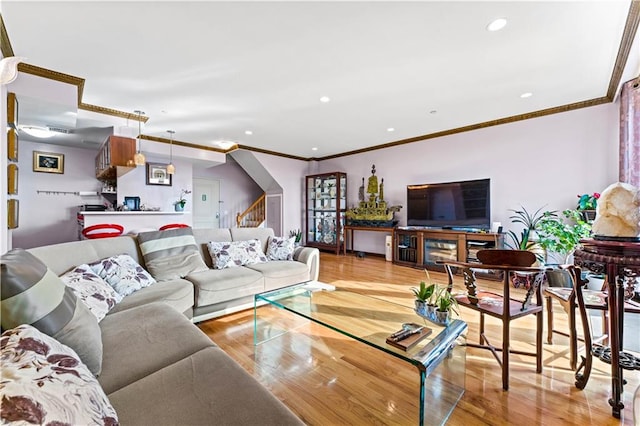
[
  {"x1": 606, "y1": 0, "x2": 640, "y2": 100},
  {"x1": 0, "y1": 14, "x2": 14, "y2": 58},
  {"x1": 79, "y1": 103, "x2": 149, "y2": 123},
  {"x1": 16, "y1": 63, "x2": 85, "y2": 105},
  {"x1": 140, "y1": 135, "x2": 228, "y2": 153},
  {"x1": 317, "y1": 97, "x2": 610, "y2": 161}
]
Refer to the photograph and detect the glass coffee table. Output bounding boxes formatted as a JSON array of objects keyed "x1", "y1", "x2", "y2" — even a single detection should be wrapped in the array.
[{"x1": 254, "y1": 283, "x2": 467, "y2": 426}]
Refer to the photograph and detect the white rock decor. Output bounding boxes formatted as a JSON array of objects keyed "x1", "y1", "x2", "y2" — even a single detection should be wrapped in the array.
[{"x1": 591, "y1": 182, "x2": 640, "y2": 238}]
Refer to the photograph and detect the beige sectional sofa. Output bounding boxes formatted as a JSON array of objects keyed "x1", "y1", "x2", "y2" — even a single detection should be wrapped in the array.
[{"x1": 1, "y1": 227, "x2": 318, "y2": 424}]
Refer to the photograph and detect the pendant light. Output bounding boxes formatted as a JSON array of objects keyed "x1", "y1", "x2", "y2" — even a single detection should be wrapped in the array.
[
  {"x1": 133, "y1": 110, "x2": 146, "y2": 166},
  {"x1": 166, "y1": 130, "x2": 175, "y2": 174}
]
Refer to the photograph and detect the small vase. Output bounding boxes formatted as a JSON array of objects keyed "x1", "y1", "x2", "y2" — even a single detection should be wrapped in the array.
[
  {"x1": 435, "y1": 310, "x2": 449, "y2": 324},
  {"x1": 174, "y1": 203, "x2": 184, "y2": 212},
  {"x1": 415, "y1": 300, "x2": 427, "y2": 316}
]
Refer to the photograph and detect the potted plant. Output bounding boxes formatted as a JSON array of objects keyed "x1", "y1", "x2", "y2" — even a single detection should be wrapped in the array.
[
  {"x1": 576, "y1": 192, "x2": 600, "y2": 221},
  {"x1": 174, "y1": 189, "x2": 192, "y2": 212},
  {"x1": 434, "y1": 286, "x2": 459, "y2": 323},
  {"x1": 289, "y1": 229, "x2": 303, "y2": 246},
  {"x1": 537, "y1": 209, "x2": 592, "y2": 264},
  {"x1": 411, "y1": 279, "x2": 436, "y2": 317},
  {"x1": 505, "y1": 205, "x2": 550, "y2": 264},
  {"x1": 537, "y1": 209, "x2": 592, "y2": 288}
]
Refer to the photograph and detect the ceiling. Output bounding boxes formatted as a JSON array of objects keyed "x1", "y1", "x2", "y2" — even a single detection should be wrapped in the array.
[{"x1": 2, "y1": 1, "x2": 639, "y2": 159}]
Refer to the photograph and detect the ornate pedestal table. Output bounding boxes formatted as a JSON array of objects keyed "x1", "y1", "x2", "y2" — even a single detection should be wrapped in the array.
[{"x1": 573, "y1": 239, "x2": 640, "y2": 418}]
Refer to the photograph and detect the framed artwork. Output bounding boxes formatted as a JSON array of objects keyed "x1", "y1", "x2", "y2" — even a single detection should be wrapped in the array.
[
  {"x1": 7, "y1": 128, "x2": 18, "y2": 161},
  {"x1": 146, "y1": 162, "x2": 172, "y2": 186},
  {"x1": 7, "y1": 92, "x2": 18, "y2": 129},
  {"x1": 8, "y1": 164, "x2": 18, "y2": 195},
  {"x1": 33, "y1": 151, "x2": 64, "y2": 174},
  {"x1": 8, "y1": 199, "x2": 19, "y2": 229}
]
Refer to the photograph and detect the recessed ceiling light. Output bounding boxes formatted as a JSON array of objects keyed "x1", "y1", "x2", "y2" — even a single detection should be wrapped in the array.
[
  {"x1": 487, "y1": 18, "x2": 507, "y2": 32},
  {"x1": 520, "y1": 92, "x2": 533, "y2": 98},
  {"x1": 387, "y1": 127, "x2": 395, "y2": 132},
  {"x1": 312, "y1": 147, "x2": 318, "y2": 151},
  {"x1": 429, "y1": 110, "x2": 438, "y2": 115},
  {"x1": 319, "y1": 96, "x2": 331, "y2": 103},
  {"x1": 245, "y1": 130, "x2": 253, "y2": 135}
]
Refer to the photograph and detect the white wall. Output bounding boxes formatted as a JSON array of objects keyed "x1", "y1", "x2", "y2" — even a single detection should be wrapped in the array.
[
  {"x1": 117, "y1": 155, "x2": 194, "y2": 213},
  {"x1": 252, "y1": 153, "x2": 310, "y2": 237},
  {"x1": 193, "y1": 159, "x2": 263, "y2": 229},
  {"x1": 317, "y1": 102, "x2": 620, "y2": 254},
  {"x1": 12, "y1": 141, "x2": 103, "y2": 249}
]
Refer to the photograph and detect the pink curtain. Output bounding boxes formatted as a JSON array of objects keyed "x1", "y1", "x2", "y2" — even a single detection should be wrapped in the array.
[{"x1": 619, "y1": 78, "x2": 640, "y2": 187}]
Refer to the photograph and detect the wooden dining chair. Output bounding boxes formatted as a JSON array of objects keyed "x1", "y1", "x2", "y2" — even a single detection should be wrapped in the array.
[{"x1": 442, "y1": 249, "x2": 546, "y2": 390}]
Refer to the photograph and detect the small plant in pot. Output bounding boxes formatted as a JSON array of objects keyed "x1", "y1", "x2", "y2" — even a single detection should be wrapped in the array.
[
  {"x1": 435, "y1": 287, "x2": 459, "y2": 324},
  {"x1": 412, "y1": 280, "x2": 436, "y2": 317}
]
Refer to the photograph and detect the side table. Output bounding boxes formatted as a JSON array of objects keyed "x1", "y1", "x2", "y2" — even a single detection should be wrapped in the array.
[{"x1": 573, "y1": 239, "x2": 640, "y2": 418}]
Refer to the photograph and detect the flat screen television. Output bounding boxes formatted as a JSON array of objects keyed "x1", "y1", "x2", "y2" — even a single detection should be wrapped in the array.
[{"x1": 406, "y1": 178, "x2": 490, "y2": 230}]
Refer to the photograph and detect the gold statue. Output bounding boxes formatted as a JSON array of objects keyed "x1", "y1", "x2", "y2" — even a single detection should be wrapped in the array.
[
  {"x1": 367, "y1": 165, "x2": 378, "y2": 202},
  {"x1": 345, "y1": 165, "x2": 402, "y2": 226}
]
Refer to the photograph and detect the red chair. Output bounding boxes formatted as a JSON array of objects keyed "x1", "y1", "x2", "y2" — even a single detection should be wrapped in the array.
[
  {"x1": 82, "y1": 224, "x2": 124, "y2": 239},
  {"x1": 159, "y1": 223, "x2": 189, "y2": 231}
]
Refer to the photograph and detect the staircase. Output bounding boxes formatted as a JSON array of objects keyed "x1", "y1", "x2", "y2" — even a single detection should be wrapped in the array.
[{"x1": 236, "y1": 193, "x2": 266, "y2": 227}]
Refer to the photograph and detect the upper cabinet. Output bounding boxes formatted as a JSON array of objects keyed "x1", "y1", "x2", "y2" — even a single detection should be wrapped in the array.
[{"x1": 95, "y1": 136, "x2": 136, "y2": 181}]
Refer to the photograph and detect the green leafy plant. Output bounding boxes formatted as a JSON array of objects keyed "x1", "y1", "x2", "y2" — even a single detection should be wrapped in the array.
[
  {"x1": 435, "y1": 286, "x2": 459, "y2": 314},
  {"x1": 411, "y1": 280, "x2": 436, "y2": 303},
  {"x1": 577, "y1": 192, "x2": 600, "y2": 211},
  {"x1": 174, "y1": 189, "x2": 192, "y2": 207},
  {"x1": 537, "y1": 209, "x2": 592, "y2": 264},
  {"x1": 505, "y1": 206, "x2": 551, "y2": 251},
  {"x1": 288, "y1": 229, "x2": 302, "y2": 243}
]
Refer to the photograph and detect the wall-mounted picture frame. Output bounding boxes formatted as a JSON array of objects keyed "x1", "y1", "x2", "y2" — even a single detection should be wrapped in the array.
[
  {"x1": 7, "y1": 128, "x2": 18, "y2": 161},
  {"x1": 146, "y1": 162, "x2": 172, "y2": 186},
  {"x1": 33, "y1": 151, "x2": 64, "y2": 174},
  {"x1": 8, "y1": 199, "x2": 19, "y2": 229},
  {"x1": 8, "y1": 164, "x2": 18, "y2": 195},
  {"x1": 7, "y1": 92, "x2": 18, "y2": 129}
]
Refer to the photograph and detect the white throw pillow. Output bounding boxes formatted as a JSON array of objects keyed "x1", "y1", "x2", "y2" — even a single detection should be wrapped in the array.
[
  {"x1": 267, "y1": 236, "x2": 296, "y2": 261},
  {"x1": 0, "y1": 325, "x2": 119, "y2": 425},
  {"x1": 207, "y1": 239, "x2": 268, "y2": 269},
  {"x1": 60, "y1": 264, "x2": 123, "y2": 322},
  {"x1": 89, "y1": 254, "x2": 156, "y2": 297}
]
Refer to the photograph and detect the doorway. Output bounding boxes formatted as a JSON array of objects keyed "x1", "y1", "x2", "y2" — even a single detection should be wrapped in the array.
[{"x1": 193, "y1": 178, "x2": 220, "y2": 229}]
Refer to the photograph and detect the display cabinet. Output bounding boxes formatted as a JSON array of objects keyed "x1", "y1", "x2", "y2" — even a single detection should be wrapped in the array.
[{"x1": 305, "y1": 172, "x2": 347, "y2": 254}]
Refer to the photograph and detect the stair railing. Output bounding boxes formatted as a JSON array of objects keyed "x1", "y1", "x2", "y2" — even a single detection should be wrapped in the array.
[{"x1": 236, "y1": 193, "x2": 266, "y2": 228}]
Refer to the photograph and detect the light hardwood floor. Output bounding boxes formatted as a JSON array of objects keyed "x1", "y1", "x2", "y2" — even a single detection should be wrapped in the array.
[{"x1": 198, "y1": 253, "x2": 639, "y2": 425}]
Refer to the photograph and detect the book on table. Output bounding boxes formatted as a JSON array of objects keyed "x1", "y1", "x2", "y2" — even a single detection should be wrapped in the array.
[{"x1": 386, "y1": 323, "x2": 433, "y2": 351}]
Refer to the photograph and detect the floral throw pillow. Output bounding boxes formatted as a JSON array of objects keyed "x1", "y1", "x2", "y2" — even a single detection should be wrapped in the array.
[
  {"x1": 60, "y1": 264, "x2": 123, "y2": 322},
  {"x1": 89, "y1": 254, "x2": 156, "y2": 297},
  {"x1": 0, "y1": 325, "x2": 119, "y2": 425},
  {"x1": 207, "y1": 239, "x2": 268, "y2": 269},
  {"x1": 266, "y1": 236, "x2": 296, "y2": 261}
]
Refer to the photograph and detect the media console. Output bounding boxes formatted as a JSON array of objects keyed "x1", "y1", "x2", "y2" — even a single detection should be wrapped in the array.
[{"x1": 393, "y1": 227, "x2": 504, "y2": 280}]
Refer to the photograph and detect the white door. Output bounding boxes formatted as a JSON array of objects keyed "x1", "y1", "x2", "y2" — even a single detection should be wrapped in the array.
[{"x1": 193, "y1": 178, "x2": 220, "y2": 229}]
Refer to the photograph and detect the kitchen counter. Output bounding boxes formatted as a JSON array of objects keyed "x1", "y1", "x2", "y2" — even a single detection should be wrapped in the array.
[
  {"x1": 79, "y1": 211, "x2": 192, "y2": 237},
  {"x1": 81, "y1": 211, "x2": 189, "y2": 215}
]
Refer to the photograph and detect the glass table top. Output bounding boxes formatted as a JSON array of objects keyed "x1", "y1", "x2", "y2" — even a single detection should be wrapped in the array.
[{"x1": 255, "y1": 284, "x2": 467, "y2": 370}]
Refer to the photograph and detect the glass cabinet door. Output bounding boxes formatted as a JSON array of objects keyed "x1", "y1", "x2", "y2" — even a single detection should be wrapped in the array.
[{"x1": 305, "y1": 172, "x2": 346, "y2": 254}]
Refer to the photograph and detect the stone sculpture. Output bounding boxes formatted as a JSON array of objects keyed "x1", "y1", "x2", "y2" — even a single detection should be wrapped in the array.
[{"x1": 591, "y1": 182, "x2": 640, "y2": 238}]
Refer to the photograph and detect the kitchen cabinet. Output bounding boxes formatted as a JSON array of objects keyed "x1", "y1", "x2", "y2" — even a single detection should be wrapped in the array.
[{"x1": 95, "y1": 136, "x2": 136, "y2": 181}]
